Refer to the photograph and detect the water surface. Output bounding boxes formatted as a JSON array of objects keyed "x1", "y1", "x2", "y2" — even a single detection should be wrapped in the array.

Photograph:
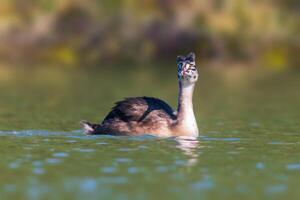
[{"x1": 0, "y1": 66, "x2": 299, "y2": 200}]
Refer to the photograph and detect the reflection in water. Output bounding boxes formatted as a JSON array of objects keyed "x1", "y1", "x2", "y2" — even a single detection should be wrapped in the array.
[{"x1": 175, "y1": 136, "x2": 200, "y2": 167}]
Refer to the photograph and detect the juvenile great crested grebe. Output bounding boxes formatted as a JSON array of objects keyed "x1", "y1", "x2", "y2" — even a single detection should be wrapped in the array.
[{"x1": 81, "y1": 52, "x2": 199, "y2": 137}]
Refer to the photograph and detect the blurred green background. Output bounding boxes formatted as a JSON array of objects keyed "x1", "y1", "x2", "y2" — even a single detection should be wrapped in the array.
[{"x1": 0, "y1": 0, "x2": 299, "y2": 69}]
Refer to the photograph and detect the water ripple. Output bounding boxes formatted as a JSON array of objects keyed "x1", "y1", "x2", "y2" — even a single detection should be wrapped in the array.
[
  {"x1": 115, "y1": 158, "x2": 132, "y2": 163},
  {"x1": 266, "y1": 184, "x2": 287, "y2": 194},
  {"x1": 101, "y1": 167, "x2": 117, "y2": 174},
  {"x1": 203, "y1": 137, "x2": 241, "y2": 142},
  {"x1": 256, "y1": 162, "x2": 265, "y2": 170},
  {"x1": 191, "y1": 176, "x2": 214, "y2": 190},
  {"x1": 80, "y1": 179, "x2": 97, "y2": 192},
  {"x1": 53, "y1": 152, "x2": 69, "y2": 158},
  {"x1": 73, "y1": 148, "x2": 95, "y2": 153},
  {"x1": 127, "y1": 167, "x2": 139, "y2": 174},
  {"x1": 46, "y1": 158, "x2": 62, "y2": 164},
  {"x1": 33, "y1": 168, "x2": 45, "y2": 175},
  {"x1": 286, "y1": 163, "x2": 300, "y2": 170}
]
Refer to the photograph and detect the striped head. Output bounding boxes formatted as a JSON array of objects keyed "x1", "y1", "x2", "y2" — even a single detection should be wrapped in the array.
[{"x1": 177, "y1": 52, "x2": 199, "y2": 85}]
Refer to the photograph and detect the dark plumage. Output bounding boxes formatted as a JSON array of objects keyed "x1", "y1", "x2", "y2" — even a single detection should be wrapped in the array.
[
  {"x1": 105, "y1": 97, "x2": 176, "y2": 122},
  {"x1": 82, "y1": 97, "x2": 177, "y2": 135}
]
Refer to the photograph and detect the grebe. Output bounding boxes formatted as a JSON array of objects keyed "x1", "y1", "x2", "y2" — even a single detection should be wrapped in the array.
[{"x1": 81, "y1": 52, "x2": 199, "y2": 137}]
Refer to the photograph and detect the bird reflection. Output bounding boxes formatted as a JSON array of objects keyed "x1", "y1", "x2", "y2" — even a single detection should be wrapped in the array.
[{"x1": 175, "y1": 136, "x2": 200, "y2": 167}]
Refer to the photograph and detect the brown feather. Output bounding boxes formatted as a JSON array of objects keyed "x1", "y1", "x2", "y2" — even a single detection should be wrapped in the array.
[{"x1": 90, "y1": 97, "x2": 177, "y2": 136}]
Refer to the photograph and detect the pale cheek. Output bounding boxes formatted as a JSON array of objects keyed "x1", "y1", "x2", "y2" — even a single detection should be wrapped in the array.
[{"x1": 184, "y1": 64, "x2": 190, "y2": 71}]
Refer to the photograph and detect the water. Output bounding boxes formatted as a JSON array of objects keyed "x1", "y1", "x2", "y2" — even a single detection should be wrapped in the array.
[{"x1": 0, "y1": 66, "x2": 299, "y2": 200}]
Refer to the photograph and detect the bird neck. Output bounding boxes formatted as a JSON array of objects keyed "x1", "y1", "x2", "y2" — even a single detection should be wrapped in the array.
[{"x1": 176, "y1": 81, "x2": 199, "y2": 137}]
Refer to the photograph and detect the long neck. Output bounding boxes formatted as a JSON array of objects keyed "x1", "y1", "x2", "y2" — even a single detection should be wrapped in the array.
[{"x1": 176, "y1": 81, "x2": 199, "y2": 137}]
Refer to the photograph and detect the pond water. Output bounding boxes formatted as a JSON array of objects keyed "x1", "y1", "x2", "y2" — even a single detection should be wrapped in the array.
[{"x1": 0, "y1": 66, "x2": 299, "y2": 200}]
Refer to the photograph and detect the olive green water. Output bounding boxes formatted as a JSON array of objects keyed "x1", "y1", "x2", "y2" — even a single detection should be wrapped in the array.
[{"x1": 0, "y1": 66, "x2": 299, "y2": 200}]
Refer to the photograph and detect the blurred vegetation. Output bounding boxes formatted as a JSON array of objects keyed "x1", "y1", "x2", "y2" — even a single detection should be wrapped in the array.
[{"x1": 0, "y1": 0, "x2": 299, "y2": 69}]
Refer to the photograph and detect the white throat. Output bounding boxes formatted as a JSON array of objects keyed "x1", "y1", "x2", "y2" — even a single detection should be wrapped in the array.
[{"x1": 176, "y1": 82, "x2": 199, "y2": 137}]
